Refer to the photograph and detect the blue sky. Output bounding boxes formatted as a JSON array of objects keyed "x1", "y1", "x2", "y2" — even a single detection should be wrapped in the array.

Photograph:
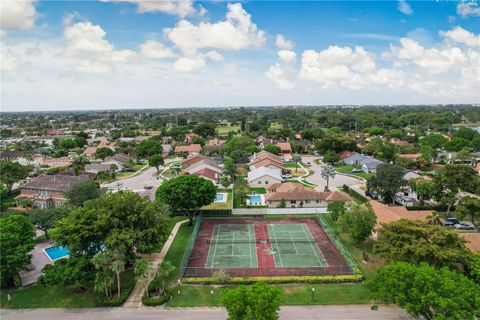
[{"x1": 1, "y1": 0, "x2": 479, "y2": 111}]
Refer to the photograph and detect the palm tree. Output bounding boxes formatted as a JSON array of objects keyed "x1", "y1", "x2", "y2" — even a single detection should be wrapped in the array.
[
  {"x1": 321, "y1": 165, "x2": 336, "y2": 191},
  {"x1": 292, "y1": 154, "x2": 302, "y2": 173},
  {"x1": 92, "y1": 252, "x2": 114, "y2": 298},
  {"x1": 155, "y1": 261, "x2": 176, "y2": 296},
  {"x1": 94, "y1": 270, "x2": 114, "y2": 298},
  {"x1": 134, "y1": 257, "x2": 152, "y2": 298},
  {"x1": 110, "y1": 252, "x2": 125, "y2": 298},
  {"x1": 426, "y1": 211, "x2": 443, "y2": 226}
]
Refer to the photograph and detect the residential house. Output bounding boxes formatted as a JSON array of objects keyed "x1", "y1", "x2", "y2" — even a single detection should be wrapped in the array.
[
  {"x1": 341, "y1": 152, "x2": 367, "y2": 165},
  {"x1": 184, "y1": 157, "x2": 223, "y2": 176},
  {"x1": 0, "y1": 151, "x2": 42, "y2": 166},
  {"x1": 250, "y1": 158, "x2": 284, "y2": 171},
  {"x1": 174, "y1": 144, "x2": 202, "y2": 156},
  {"x1": 398, "y1": 153, "x2": 422, "y2": 160},
  {"x1": 250, "y1": 150, "x2": 283, "y2": 163},
  {"x1": 369, "y1": 200, "x2": 431, "y2": 239},
  {"x1": 277, "y1": 142, "x2": 292, "y2": 160},
  {"x1": 182, "y1": 154, "x2": 207, "y2": 168},
  {"x1": 102, "y1": 154, "x2": 131, "y2": 172},
  {"x1": 16, "y1": 175, "x2": 89, "y2": 208},
  {"x1": 192, "y1": 168, "x2": 222, "y2": 184},
  {"x1": 360, "y1": 157, "x2": 382, "y2": 173},
  {"x1": 204, "y1": 138, "x2": 226, "y2": 153},
  {"x1": 40, "y1": 157, "x2": 73, "y2": 168},
  {"x1": 84, "y1": 163, "x2": 112, "y2": 175},
  {"x1": 83, "y1": 147, "x2": 97, "y2": 158},
  {"x1": 184, "y1": 133, "x2": 197, "y2": 144},
  {"x1": 247, "y1": 167, "x2": 282, "y2": 187},
  {"x1": 256, "y1": 136, "x2": 276, "y2": 148},
  {"x1": 395, "y1": 171, "x2": 431, "y2": 207},
  {"x1": 162, "y1": 144, "x2": 173, "y2": 156},
  {"x1": 263, "y1": 182, "x2": 350, "y2": 208}
]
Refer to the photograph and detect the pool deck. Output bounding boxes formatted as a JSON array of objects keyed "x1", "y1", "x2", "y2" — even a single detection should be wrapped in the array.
[{"x1": 19, "y1": 241, "x2": 55, "y2": 287}]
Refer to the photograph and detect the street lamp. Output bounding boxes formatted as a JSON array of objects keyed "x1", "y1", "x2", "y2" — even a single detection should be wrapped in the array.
[{"x1": 311, "y1": 287, "x2": 315, "y2": 302}]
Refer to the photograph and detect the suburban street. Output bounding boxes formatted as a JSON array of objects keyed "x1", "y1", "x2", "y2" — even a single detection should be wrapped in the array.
[
  {"x1": 301, "y1": 156, "x2": 365, "y2": 192},
  {"x1": 102, "y1": 166, "x2": 161, "y2": 193},
  {"x1": 1, "y1": 305, "x2": 409, "y2": 320}
]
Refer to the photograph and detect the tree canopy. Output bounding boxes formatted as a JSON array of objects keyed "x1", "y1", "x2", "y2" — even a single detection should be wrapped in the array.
[
  {"x1": 148, "y1": 154, "x2": 164, "y2": 173},
  {"x1": 368, "y1": 163, "x2": 406, "y2": 204},
  {"x1": 263, "y1": 144, "x2": 281, "y2": 155},
  {"x1": 456, "y1": 196, "x2": 480, "y2": 224},
  {"x1": 95, "y1": 147, "x2": 114, "y2": 160},
  {"x1": 135, "y1": 139, "x2": 163, "y2": 158},
  {"x1": 65, "y1": 180, "x2": 102, "y2": 207},
  {"x1": 29, "y1": 206, "x2": 69, "y2": 238},
  {"x1": 0, "y1": 214, "x2": 35, "y2": 287},
  {"x1": 221, "y1": 282, "x2": 282, "y2": 320},
  {"x1": 338, "y1": 203, "x2": 376, "y2": 244},
  {"x1": 54, "y1": 191, "x2": 170, "y2": 257},
  {"x1": 374, "y1": 219, "x2": 472, "y2": 269},
  {"x1": 156, "y1": 174, "x2": 216, "y2": 225},
  {"x1": 0, "y1": 160, "x2": 30, "y2": 191},
  {"x1": 223, "y1": 136, "x2": 258, "y2": 161},
  {"x1": 367, "y1": 262, "x2": 477, "y2": 320}
]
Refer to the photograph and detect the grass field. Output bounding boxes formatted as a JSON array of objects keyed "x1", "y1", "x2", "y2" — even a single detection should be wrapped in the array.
[
  {"x1": 217, "y1": 123, "x2": 241, "y2": 135},
  {"x1": 152, "y1": 216, "x2": 189, "y2": 252},
  {"x1": 0, "y1": 271, "x2": 136, "y2": 309},
  {"x1": 335, "y1": 165, "x2": 373, "y2": 180},
  {"x1": 161, "y1": 223, "x2": 195, "y2": 281}
]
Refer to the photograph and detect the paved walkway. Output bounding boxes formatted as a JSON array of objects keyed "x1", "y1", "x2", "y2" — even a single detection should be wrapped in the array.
[
  {"x1": 19, "y1": 241, "x2": 53, "y2": 286},
  {"x1": 1, "y1": 305, "x2": 409, "y2": 320},
  {"x1": 123, "y1": 219, "x2": 188, "y2": 308}
]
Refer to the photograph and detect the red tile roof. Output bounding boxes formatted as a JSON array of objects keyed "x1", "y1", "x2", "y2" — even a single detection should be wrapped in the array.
[
  {"x1": 339, "y1": 151, "x2": 357, "y2": 160},
  {"x1": 277, "y1": 142, "x2": 292, "y2": 152},
  {"x1": 370, "y1": 200, "x2": 431, "y2": 230},
  {"x1": 174, "y1": 144, "x2": 201, "y2": 153},
  {"x1": 193, "y1": 168, "x2": 221, "y2": 182}
]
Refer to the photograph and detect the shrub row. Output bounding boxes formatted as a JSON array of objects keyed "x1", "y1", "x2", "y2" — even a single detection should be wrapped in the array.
[
  {"x1": 406, "y1": 205, "x2": 455, "y2": 211},
  {"x1": 182, "y1": 274, "x2": 363, "y2": 285},
  {"x1": 95, "y1": 288, "x2": 133, "y2": 307},
  {"x1": 342, "y1": 185, "x2": 368, "y2": 204},
  {"x1": 142, "y1": 294, "x2": 171, "y2": 306}
]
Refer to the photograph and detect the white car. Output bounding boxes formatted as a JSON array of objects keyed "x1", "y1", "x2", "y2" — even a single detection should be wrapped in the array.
[{"x1": 282, "y1": 174, "x2": 292, "y2": 179}]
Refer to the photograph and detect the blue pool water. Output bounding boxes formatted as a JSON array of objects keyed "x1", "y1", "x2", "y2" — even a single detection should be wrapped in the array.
[
  {"x1": 250, "y1": 195, "x2": 262, "y2": 205},
  {"x1": 44, "y1": 245, "x2": 69, "y2": 261},
  {"x1": 214, "y1": 194, "x2": 224, "y2": 202}
]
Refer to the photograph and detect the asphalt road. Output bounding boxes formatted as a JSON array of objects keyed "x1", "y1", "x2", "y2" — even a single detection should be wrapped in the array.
[
  {"x1": 1, "y1": 305, "x2": 409, "y2": 320},
  {"x1": 300, "y1": 156, "x2": 364, "y2": 192}
]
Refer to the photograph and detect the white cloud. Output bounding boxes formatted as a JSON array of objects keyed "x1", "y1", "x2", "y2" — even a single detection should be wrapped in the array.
[
  {"x1": 64, "y1": 21, "x2": 136, "y2": 74},
  {"x1": 440, "y1": 26, "x2": 480, "y2": 48},
  {"x1": 278, "y1": 50, "x2": 296, "y2": 63},
  {"x1": 165, "y1": 3, "x2": 265, "y2": 56},
  {"x1": 457, "y1": 1, "x2": 480, "y2": 18},
  {"x1": 139, "y1": 40, "x2": 175, "y2": 59},
  {"x1": 0, "y1": 49, "x2": 19, "y2": 72},
  {"x1": 266, "y1": 63, "x2": 293, "y2": 90},
  {"x1": 103, "y1": 0, "x2": 200, "y2": 17},
  {"x1": 275, "y1": 34, "x2": 294, "y2": 50},
  {"x1": 173, "y1": 56, "x2": 205, "y2": 72},
  {"x1": 205, "y1": 51, "x2": 224, "y2": 62},
  {"x1": 0, "y1": 0, "x2": 36, "y2": 33},
  {"x1": 398, "y1": 0, "x2": 413, "y2": 15}
]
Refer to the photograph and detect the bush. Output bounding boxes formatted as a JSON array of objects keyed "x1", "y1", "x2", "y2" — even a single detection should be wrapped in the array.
[
  {"x1": 95, "y1": 287, "x2": 133, "y2": 307},
  {"x1": 342, "y1": 185, "x2": 368, "y2": 203},
  {"x1": 182, "y1": 274, "x2": 363, "y2": 285},
  {"x1": 142, "y1": 294, "x2": 171, "y2": 306}
]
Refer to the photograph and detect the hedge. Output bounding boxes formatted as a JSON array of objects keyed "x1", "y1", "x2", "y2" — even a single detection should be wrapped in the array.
[
  {"x1": 182, "y1": 274, "x2": 363, "y2": 285},
  {"x1": 142, "y1": 294, "x2": 171, "y2": 306},
  {"x1": 406, "y1": 205, "x2": 455, "y2": 211},
  {"x1": 342, "y1": 185, "x2": 368, "y2": 204}
]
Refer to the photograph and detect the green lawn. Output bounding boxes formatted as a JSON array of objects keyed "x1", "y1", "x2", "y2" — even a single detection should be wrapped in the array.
[
  {"x1": 168, "y1": 283, "x2": 369, "y2": 307},
  {"x1": 161, "y1": 223, "x2": 194, "y2": 281},
  {"x1": 335, "y1": 165, "x2": 373, "y2": 180},
  {"x1": 217, "y1": 124, "x2": 241, "y2": 135},
  {"x1": 0, "y1": 270, "x2": 136, "y2": 309},
  {"x1": 249, "y1": 187, "x2": 266, "y2": 194},
  {"x1": 152, "y1": 216, "x2": 189, "y2": 252}
]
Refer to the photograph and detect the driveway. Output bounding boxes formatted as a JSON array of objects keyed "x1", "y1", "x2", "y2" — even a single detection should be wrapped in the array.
[
  {"x1": 301, "y1": 156, "x2": 365, "y2": 192},
  {"x1": 1, "y1": 305, "x2": 409, "y2": 320},
  {"x1": 102, "y1": 167, "x2": 161, "y2": 194}
]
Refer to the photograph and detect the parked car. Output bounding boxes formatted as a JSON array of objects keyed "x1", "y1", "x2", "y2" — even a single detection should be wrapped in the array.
[
  {"x1": 365, "y1": 190, "x2": 378, "y2": 200},
  {"x1": 170, "y1": 164, "x2": 181, "y2": 169},
  {"x1": 352, "y1": 168, "x2": 362, "y2": 173},
  {"x1": 454, "y1": 221, "x2": 477, "y2": 231},
  {"x1": 123, "y1": 168, "x2": 136, "y2": 172},
  {"x1": 443, "y1": 217, "x2": 459, "y2": 228},
  {"x1": 282, "y1": 174, "x2": 292, "y2": 179}
]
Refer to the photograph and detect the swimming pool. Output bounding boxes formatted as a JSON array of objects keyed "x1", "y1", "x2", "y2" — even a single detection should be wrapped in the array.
[
  {"x1": 214, "y1": 193, "x2": 228, "y2": 203},
  {"x1": 44, "y1": 245, "x2": 69, "y2": 261},
  {"x1": 249, "y1": 195, "x2": 262, "y2": 205}
]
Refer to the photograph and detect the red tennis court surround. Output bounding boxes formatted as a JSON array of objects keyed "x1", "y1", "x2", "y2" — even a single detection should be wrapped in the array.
[{"x1": 184, "y1": 218, "x2": 354, "y2": 278}]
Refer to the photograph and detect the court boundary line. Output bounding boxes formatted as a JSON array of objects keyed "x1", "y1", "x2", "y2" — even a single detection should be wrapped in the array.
[
  {"x1": 268, "y1": 224, "x2": 284, "y2": 267},
  {"x1": 205, "y1": 225, "x2": 220, "y2": 268},
  {"x1": 288, "y1": 231, "x2": 299, "y2": 255},
  {"x1": 300, "y1": 223, "x2": 327, "y2": 267}
]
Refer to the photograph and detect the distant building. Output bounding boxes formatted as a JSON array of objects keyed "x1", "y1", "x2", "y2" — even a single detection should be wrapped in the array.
[
  {"x1": 174, "y1": 144, "x2": 202, "y2": 156},
  {"x1": 277, "y1": 142, "x2": 292, "y2": 160},
  {"x1": 16, "y1": 175, "x2": 89, "y2": 208}
]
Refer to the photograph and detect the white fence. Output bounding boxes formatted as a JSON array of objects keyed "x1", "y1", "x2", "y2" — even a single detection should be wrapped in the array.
[{"x1": 232, "y1": 207, "x2": 328, "y2": 215}]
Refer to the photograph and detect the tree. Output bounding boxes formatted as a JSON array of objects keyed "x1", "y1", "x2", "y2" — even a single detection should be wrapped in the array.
[
  {"x1": 59, "y1": 138, "x2": 77, "y2": 150},
  {"x1": 29, "y1": 206, "x2": 68, "y2": 238},
  {"x1": 291, "y1": 154, "x2": 302, "y2": 173},
  {"x1": 134, "y1": 257, "x2": 152, "y2": 298},
  {"x1": 193, "y1": 123, "x2": 216, "y2": 138},
  {"x1": 421, "y1": 133, "x2": 447, "y2": 149},
  {"x1": 263, "y1": 144, "x2": 281, "y2": 155},
  {"x1": 149, "y1": 154, "x2": 164, "y2": 173},
  {"x1": 223, "y1": 136, "x2": 258, "y2": 161},
  {"x1": 136, "y1": 139, "x2": 163, "y2": 159},
  {"x1": 374, "y1": 219, "x2": 472, "y2": 269},
  {"x1": 156, "y1": 175, "x2": 216, "y2": 225},
  {"x1": 38, "y1": 256, "x2": 95, "y2": 288},
  {"x1": 338, "y1": 204, "x2": 376, "y2": 244},
  {"x1": 277, "y1": 199, "x2": 286, "y2": 208},
  {"x1": 453, "y1": 126, "x2": 479, "y2": 141},
  {"x1": 369, "y1": 163, "x2": 406, "y2": 205},
  {"x1": 315, "y1": 134, "x2": 358, "y2": 154},
  {"x1": 55, "y1": 191, "x2": 170, "y2": 257},
  {"x1": 322, "y1": 150, "x2": 340, "y2": 165},
  {"x1": 110, "y1": 251, "x2": 125, "y2": 298},
  {"x1": 0, "y1": 215, "x2": 35, "y2": 287},
  {"x1": 152, "y1": 261, "x2": 176, "y2": 296},
  {"x1": 433, "y1": 164, "x2": 480, "y2": 215},
  {"x1": 92, "y1": 251, "x2": 114, "y2": 298},
  {"x1": 95, "y1": 147, "x2": 114, "y2": 160},
  {"x1": 320, "y1": 165, "x2": 336, "y2": 191},
  {"x1": 409, "y1": 178, "x2": 436, "y2": 205},
  {"x1": 456, "y1": 196, "x2": 480, "y2": 224},
  {"x1": 444, "y1": 137, "x2": 470, "y2": 152},
  {"x1": 0, "y1": 160, "x2": 29, "y2": 191},
  {"x1": 65, "y1": 180, "x2": 102, "y2": 207},
  {"x1": 366, "y1": 262, "x2": 477, "y2": 320},
  {"x1": 327, "y1": 200, "x2": 346, "y2": 221},
  {"x1": 221, "y1": 282, "x2": 282, "y2": 320},
  {"x1": 234, "y1": 176, "x2": 250, "y2": 206},
  {"x1": 223, "y1": 158, "x2": 237, "y2": 182}
]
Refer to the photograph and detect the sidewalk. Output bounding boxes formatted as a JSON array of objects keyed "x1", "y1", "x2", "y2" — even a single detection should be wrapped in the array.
[{"x1": 123, "y1": 219, "x2": 188, "y2": 308}]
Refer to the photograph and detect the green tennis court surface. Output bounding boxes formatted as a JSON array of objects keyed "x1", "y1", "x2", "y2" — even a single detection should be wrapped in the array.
[
  {"x1": 205, "y1": 224, "x2": 258, "y2": 269},
  {"x1": 267, "y1": 223, "x2": 327, "y2": 268}
]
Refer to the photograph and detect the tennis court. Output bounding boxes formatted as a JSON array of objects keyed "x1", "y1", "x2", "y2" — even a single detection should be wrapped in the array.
[
  {"x1": 205, "y1": 224, "x2": 258, "y2": 269},
  {"x1": 267, "y1": 223, "x2": 327, "y2": 268}
]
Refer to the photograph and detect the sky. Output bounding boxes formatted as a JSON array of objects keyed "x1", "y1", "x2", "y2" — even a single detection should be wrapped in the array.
[{"x1": 0, "y1": 0, "x2": 479, "y2": 111}]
